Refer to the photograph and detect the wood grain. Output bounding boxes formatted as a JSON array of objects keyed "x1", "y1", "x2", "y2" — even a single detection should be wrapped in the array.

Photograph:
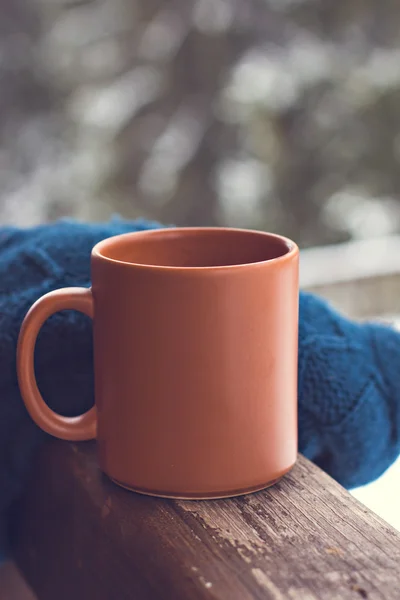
[{"x1": 13, "y1": 441, "x2": 400, "y2": 600}]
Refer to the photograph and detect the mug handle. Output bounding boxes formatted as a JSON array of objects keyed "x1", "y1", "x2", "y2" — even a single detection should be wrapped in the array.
[{"x1": 17, "y1": 287, "x2": 97, "y2": 441}]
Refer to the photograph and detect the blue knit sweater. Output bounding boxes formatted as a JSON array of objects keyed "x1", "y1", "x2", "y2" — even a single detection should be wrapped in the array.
[{"x1": 0, "y1": 219, "x2": 399, "y2": 558}]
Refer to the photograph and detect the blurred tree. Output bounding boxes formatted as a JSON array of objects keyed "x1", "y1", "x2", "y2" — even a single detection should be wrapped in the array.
[{"x1": 2, "y1": 0, "x2": 400, "y2": 247}]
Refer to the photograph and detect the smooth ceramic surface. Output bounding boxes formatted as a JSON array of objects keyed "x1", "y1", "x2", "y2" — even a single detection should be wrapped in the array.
[{"x1": 17, "y1": 227, "x2": 299, "y2": 499}]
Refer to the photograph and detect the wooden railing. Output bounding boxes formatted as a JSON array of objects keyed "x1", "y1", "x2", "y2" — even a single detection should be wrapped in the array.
[{"x1": 300, "y1": 235, "x2": 400, "y2": 319}]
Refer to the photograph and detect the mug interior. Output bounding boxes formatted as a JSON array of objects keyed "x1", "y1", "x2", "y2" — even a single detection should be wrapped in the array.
[{"x1": 96, "y1": 228, "x2": 294, "y2": 268}]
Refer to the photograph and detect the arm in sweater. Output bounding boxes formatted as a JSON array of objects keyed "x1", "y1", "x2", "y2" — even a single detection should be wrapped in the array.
[{"x1": 299, "y1": 292, "x2": 400, "y2": 488}]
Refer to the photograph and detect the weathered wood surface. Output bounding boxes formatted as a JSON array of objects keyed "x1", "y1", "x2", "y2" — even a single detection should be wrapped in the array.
[{"x1": 13, "y1": 441, "x2": 400, "y2": 600}]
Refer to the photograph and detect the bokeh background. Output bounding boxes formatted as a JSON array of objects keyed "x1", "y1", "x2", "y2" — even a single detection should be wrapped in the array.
[{"x1": 2, "y1": 0, "x2": 400, "y2": 247}]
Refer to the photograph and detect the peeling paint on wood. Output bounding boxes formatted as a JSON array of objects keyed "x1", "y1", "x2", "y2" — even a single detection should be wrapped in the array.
[{"x1": 13, "y1": 441, "x2": 400, "y2": 600}]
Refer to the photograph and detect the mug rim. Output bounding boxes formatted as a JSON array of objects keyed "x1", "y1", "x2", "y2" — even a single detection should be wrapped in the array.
[{"x1": 92, "y1": 227, "x2": 299, "y2": 271}]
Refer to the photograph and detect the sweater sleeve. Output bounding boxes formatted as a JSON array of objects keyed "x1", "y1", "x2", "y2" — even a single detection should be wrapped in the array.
[{"x1": 298, "y1": 292, "x2": 400, "y2": 489}]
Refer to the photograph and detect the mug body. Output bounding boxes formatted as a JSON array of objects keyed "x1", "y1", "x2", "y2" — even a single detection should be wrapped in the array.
[{"x1": 91, "y1": 227, "x2": 299, "y2": 499}]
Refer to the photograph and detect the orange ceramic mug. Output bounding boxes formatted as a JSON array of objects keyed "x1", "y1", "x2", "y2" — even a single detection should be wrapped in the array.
[{"x1": 17, "y1": 227, "x2": 299, "y2": 499}]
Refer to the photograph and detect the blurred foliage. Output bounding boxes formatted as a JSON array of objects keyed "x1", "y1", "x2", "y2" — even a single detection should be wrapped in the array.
[{"x1": 1, "y1": 0, "x2": 400, "y2": 247}]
